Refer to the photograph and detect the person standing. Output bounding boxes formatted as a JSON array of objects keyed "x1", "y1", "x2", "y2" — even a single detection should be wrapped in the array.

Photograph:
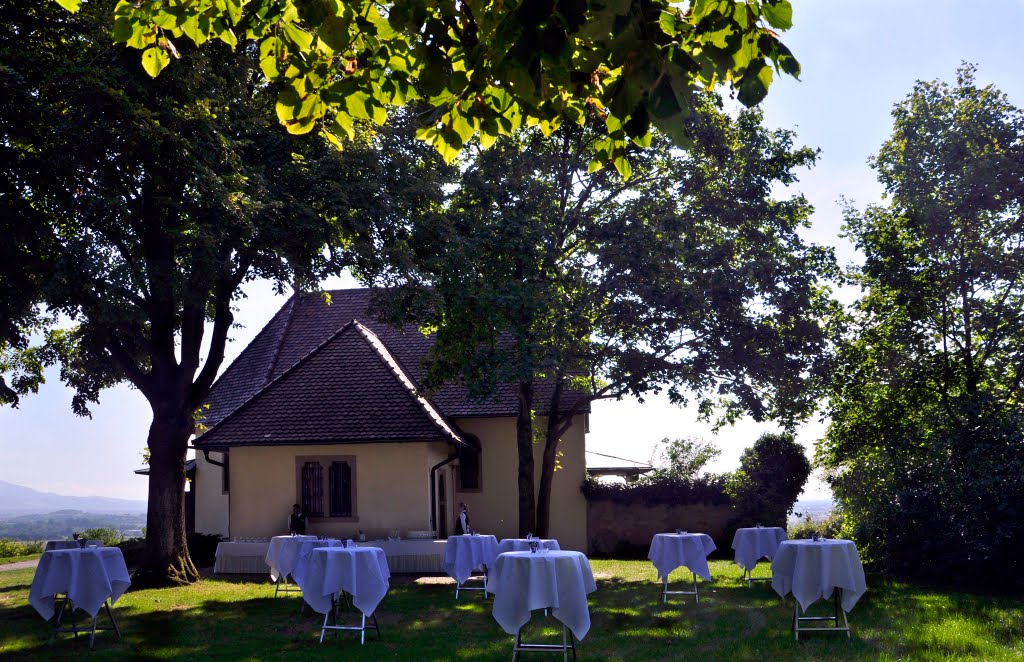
[
  {"x1": 455, "y1": 502, "x2": 470, "y2": 535},
  {"x1": 288, "y1": 504, "x2": 308, "y2": 535}
]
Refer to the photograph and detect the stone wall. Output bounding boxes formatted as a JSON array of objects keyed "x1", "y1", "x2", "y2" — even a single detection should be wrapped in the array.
[{"x1": 586, "y1": 499, "x2": 733, "y2": 556}]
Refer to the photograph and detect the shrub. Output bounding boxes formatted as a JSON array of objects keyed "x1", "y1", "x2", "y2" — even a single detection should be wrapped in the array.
[
  {"x1": 726, "y1": 432, "x2": 811, "y2": 529},
  {"x1": 80, "y1": 527, "x2": 125, "y2": 546},
  {"x1": 0, "y1": 538, "x2": 44, "y2": 559},
  {"x1": 581, "y1": 475, "x2": 730, "y2": 507},
  {"x1": 788, "y1": 511, "x2": 844, "y2": 540}
]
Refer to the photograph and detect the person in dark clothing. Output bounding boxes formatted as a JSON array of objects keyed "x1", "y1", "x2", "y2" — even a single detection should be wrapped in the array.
[
  {"x1": 288, "y1": 504, "x2": 307, "y2": 535},
  {"x1": 455, "y1": 502, "x2": 470, "y2": 535}
]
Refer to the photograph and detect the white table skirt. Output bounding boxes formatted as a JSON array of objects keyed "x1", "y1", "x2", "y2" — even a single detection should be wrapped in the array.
[
  {"x1": 496, "y1": 538, "x2": 561, "y2": 554},
  {"x1": 648, "y1": 533, "x2": 717, "y2": 582},
  {"x1": 303, "y1": 547, "x2": 390, "y2": 617},
  {"x1": 443, "y1": 534, "x2": 499, "y2": 583},
  {"x1": 771, "y1": 539, "x2": 867, "y2": 612},
  {"x1": 486, "y1": 551, "x2": 597, "y2": 640},
  {"x1": 214, "y1": 542, "x2": 270, "y2": 574},
  {"x1": 356, "y1": 539, "x2": 447, "y2": 573},
  {"x1": 29, "y1": 547, "x2": 131, "y2": 620},
  {"x1": 731, "y1": 527, "x2": 788, "y2": 571},
  {"x1": 265, "y1": 535, "x2": 321, "y2": 582}
]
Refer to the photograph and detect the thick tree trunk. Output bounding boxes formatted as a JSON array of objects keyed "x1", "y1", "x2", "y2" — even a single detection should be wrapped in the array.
[
  {"x1": 135, "y1": 407, "x2": 198, "y2": 587},
  {"x1": 515, "y1": 380, "x2": 536, "y2": 537},
  {"x1": 535, "y1": 380, "x2": 564, "y2": 539}
]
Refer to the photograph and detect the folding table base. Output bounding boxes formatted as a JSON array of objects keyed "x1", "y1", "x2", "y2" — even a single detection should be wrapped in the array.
[
  {"x1": 743, "y1": 566, "x2": 773, "y2": 588},
  {"x1": 661, "y1": 572, "x2": 700, "y2": 604},
  {"x1": 50, "y1": 598, "x2": 121, "y2": 649},
  {"x1": 792, "y1": 590, "x2": 850, "y2": 640},
  {"x1": 320, "y1": 593, "x2": 381, "y2": 645},
  {"x1": 512, "y1": 621, "x2": 576, "y2": 662},
  {"x1": 274, "y1": 575, "x2": 302, "y2": 597},
  {"x1": 455, "y1": 567, "x2": 488, "y2": 601}
]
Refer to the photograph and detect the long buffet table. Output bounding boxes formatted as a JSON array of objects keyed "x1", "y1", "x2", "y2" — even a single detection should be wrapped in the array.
[{"x1": 214, "y1": 538, "x2": 447, "y2": 574}]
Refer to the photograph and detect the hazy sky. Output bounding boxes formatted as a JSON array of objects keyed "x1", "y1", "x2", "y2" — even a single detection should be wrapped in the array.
[{"x1": 2, "y1": 0, "x2": 1023, "y2": 501}]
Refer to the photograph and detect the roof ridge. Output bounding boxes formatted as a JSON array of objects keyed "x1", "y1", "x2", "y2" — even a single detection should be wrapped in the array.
[
  {"x1": 263, "y1": 295, "x2": 298, "y2": 384},
  {"x1": 350, "y1": 321, "x2": 464, "y2": 446},
  {"x1": 197, "y1": 320, "x2": 360, "y2": 442}
]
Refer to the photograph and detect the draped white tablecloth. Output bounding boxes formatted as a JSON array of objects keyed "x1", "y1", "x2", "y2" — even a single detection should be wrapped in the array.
[
  {"x1": 486, "y1": 551, "x2": 597, "y2": 640},
  {"x1": 648, "y1": 533, "x2": 717, "y2": 582},
  {"x1": 771, "y1": 539, "x2": 867, "y2": 613},
  {"x1": 496, "y1": 538, "x2": 561, "y2": 554},
  {"x1": 44, "y1": 540, "x2": 103, "y2": 552},
  {"x1": 356, "y1": 539, "x2": 447, "y2": 573},
  {"x1": 214, "y1": 542, "x2": 270, "y2": 574},
  {"x1": 265, "y1": 535, "x2": 322, "y2": 582},
  {"x1": 443, "y1": 534, "x2": 499, "y2": 583},
  {"x1": 302, "y1": 547, "x2": 390, "y2": 617},
  {"x1": 29, "y1": 548, "x2": 131, "y2": 620},
  {"x1": 731, "y1": 527, "x2": 788, "y2": 571}
]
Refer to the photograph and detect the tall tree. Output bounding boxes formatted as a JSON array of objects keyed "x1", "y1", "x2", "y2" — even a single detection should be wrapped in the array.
[
  {"x1": 819, "y1": 65, "x2": 1024, "y2": 582},
  {"x1": 0, "y1": 0, "x2": 445, "y2": 584},
  {"x1": 370, "y1": 99, "x2": 838, "y2": 536},
  {"x1": 67, "y1": 0, "x2": 804, "y2": 177}
]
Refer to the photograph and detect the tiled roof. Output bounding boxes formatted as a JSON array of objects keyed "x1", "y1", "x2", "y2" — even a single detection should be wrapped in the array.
[
  {"x1": 195, "y1": 320, "x2": 463, "y2": 449},
  {"x1": 196, "y1": 288, "x2": 591, "y2": 446}
]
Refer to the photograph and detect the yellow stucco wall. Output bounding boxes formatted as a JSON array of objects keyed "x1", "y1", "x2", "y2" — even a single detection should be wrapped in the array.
[
  {"x1": 453, "y1": 415, "x2": 588, "y2": 552},
  {"x1": 193, "y1": 451, "x2": 229, "y2": 537},
  {"x1": 228, "y1": 442, "x2": 448, "y2": 539}
]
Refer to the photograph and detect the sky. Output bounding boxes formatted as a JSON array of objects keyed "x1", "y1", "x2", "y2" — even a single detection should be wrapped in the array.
[{"x1": 2, "y1": 0, "x2": 1024, "y2": 502}]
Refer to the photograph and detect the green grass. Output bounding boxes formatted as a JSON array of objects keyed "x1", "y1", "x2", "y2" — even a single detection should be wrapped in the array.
[
  {"x1": 0, "y1": 554, "x2": 41, "y2": 565},
  {"x1": 1, "y1": 559, "x2": 1022, "y2": 660}
]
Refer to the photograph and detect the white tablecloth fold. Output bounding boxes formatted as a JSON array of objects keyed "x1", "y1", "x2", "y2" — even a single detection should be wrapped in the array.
[
  {"x1": 771, "y1": 539, "x2": 867, "y2": 613},
  {"x1": 29, "y1": 548, "x2": 131, "y2": 620},
  {"x1": 44, "y1": 540, "x2": 103, "y2": 551},
  {"x1": 265, "y1": 535, "x2": 322, "y2": 582},
  {"x1": 496, "y1": 538, "x2": 561, "y2": 554},
  {"x1": 443, "y1": 534, "x2": 499, "y2": 583},
  {"x1": 648, "y1": 533, "x2": 717, "y2": 582},
  {"x1": 486, "y1": 551, "x2": 597, "y2": 640},
  {"x1": 302, "y1": 547, "x2": 390, "y2": 617},
  {"x1": 731, "y1": 527, "x2": 788, "y2": 571}
]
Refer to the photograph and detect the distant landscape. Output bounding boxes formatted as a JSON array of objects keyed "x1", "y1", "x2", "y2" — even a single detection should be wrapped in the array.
[
  {"x1": 0, "y1": 480, "x2": 147, "y2": 541},
  {"x1": 0, "y1": 479, "x2": 146, "y2": 517},
  {"x1": 789, "y1": 498, "x2": 834, "y2": 524}
]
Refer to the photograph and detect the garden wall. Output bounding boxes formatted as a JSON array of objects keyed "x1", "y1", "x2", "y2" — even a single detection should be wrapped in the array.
[{"x1": 586, "y1": 500, "x2": 733, "y2": 556}]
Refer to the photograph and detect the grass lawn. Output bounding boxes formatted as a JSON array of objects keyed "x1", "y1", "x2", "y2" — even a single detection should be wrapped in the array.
[
  {"x1": 1, "y1": 559, "x2": 1022, "y2": 660},
  {"x1": 0, "y1": 554, "x2": 41, "y2": 565}
]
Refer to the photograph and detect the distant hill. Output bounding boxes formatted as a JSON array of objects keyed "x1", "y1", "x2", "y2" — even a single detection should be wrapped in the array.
[
  {"x1": 0, "y1": 510, "x2": 147, "y2": 541},
  {"x1": 0, "y1": 480, "x2": 147, "y2": 517}
]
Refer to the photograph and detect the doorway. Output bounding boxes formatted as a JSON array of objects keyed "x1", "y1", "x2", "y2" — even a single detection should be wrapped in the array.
[{"x1": 437, "y1": 472, "x2": 448, "y2": 538}]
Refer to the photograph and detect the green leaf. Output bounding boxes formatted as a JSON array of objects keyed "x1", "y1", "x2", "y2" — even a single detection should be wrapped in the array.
[
  {"x1": 761, "y1": 1, "x2": 793, "y2": 31},
  {"x1": 737, "y1": 59, "x2": 772, "y2": 107},
  {"x1": 141, "y1": 46, "x2": 171, "y2": 78},
  {"x1": 55, "y1": 0, "x2": 81, "y2": 13},
  {"x1": 612, "y1": 154, "x2": 632, "y2": 180}
]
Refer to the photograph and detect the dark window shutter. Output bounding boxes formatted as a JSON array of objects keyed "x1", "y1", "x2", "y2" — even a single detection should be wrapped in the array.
[
  {"x1": 329, "y1": 461, "x2": 352, "y2": 517},
  {"x1": 301, "y1": 461, "x2": 324, "y2": 517},
  {"x1": 458, "y1": 437, "x2": 481, "y2": 490}
]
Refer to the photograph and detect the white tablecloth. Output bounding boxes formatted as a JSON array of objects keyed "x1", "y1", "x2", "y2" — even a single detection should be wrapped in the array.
[
  {"x1": 29, "y1": 548, "x2": 131, "y2": 619},
  {"x1": 44, "y1": 540, "x2": 103, "y2": 551},
  {"x1": 443, "y1": 534, "x2": 499, "y2": 583},
  {"x1": 648, "y1": 533, "x2": 717, "y2": 582},
  {"x1": 731, "y1": 527, "x2": 788, "y2": 571},
  {"x1": 265, "y1": 535, "x2": 323, "y2": 582},
  {"x1": 496, "y1": 538, "x2": 561, "y2": 554},
  {"x1": 302, "y1": 547, "x2": 390, "y2": 617},
  {"x1": 771, "y1": 539, "x2": 867, "y2": 612},
  {"x1": 356, "y1": 539, "x2": 447, "y2": 573},
  {"x1": 214, "y1": 542, "x2": 270, "y2": 574},
  {"x1": 486, "y1": 551, "x2": 597, "y2": 640}
]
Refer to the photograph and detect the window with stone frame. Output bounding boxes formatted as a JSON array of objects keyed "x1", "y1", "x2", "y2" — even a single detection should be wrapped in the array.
[{"x1": 297, "y1": 455, "x2": 357, "y2": 520}]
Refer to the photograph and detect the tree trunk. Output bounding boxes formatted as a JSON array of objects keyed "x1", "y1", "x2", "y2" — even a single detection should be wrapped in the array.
[
  {"x1": 515, "y1": 380, "x2": 536, "y2": 537},
  {"x1": 135, "y1": 406, "x2": 199, "y2": 587},
  {"x1": 535, "y1": 379, "x2": 565, "y2": 539}
]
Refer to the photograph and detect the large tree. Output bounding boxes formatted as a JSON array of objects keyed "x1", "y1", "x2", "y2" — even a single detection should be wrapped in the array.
[
  {"x1": 59, "y1": 0, "x2": 802, "y2": 177},
  {"x1": 819, "y1": 65, "x2": 1024, "y2": 582},
  {"x1": 370, "y1": 99, "x2": 838, "y2": 536},
  {"x1": 0, "y1": 0, "x2": 445, "y2": 584}
]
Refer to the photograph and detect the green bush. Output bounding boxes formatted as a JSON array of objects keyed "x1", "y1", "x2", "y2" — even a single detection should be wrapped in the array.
[
  {"x1": 80, "y1": 527, "x2": 125, "y2": 546},
  {"x1": 788, "y1": 511, "x2": 844, "y2": 540},
  {"x1": 581, "y1": 475, "x2": 730, "y2": 506},
  {"x1": 726, "y1": 432, "x2": 811, "y2": 529},
  {"x1": 0, "y1": 538, "x2": 45, "y2": 559}
]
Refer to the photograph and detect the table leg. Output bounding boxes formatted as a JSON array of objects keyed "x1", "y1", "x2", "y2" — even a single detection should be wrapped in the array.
[
  {"x1": 512, "y1": 621, "x2": 575, "y2": 661},
  {"x1": 455, "y1": 566, "x2": 488, "y2": 601},
  {"x1": 661, "y1": 572, "x2": 700, "y2": 604},
  {"x1": 320, "y1": 593, "x2": 380, "y2": 645},
  {"x1": 792, "y1": 589, "x2": 851, "y2": 640},
  {"x1": 743, "y1": 564, "x2": 774, "y2": 588}
]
